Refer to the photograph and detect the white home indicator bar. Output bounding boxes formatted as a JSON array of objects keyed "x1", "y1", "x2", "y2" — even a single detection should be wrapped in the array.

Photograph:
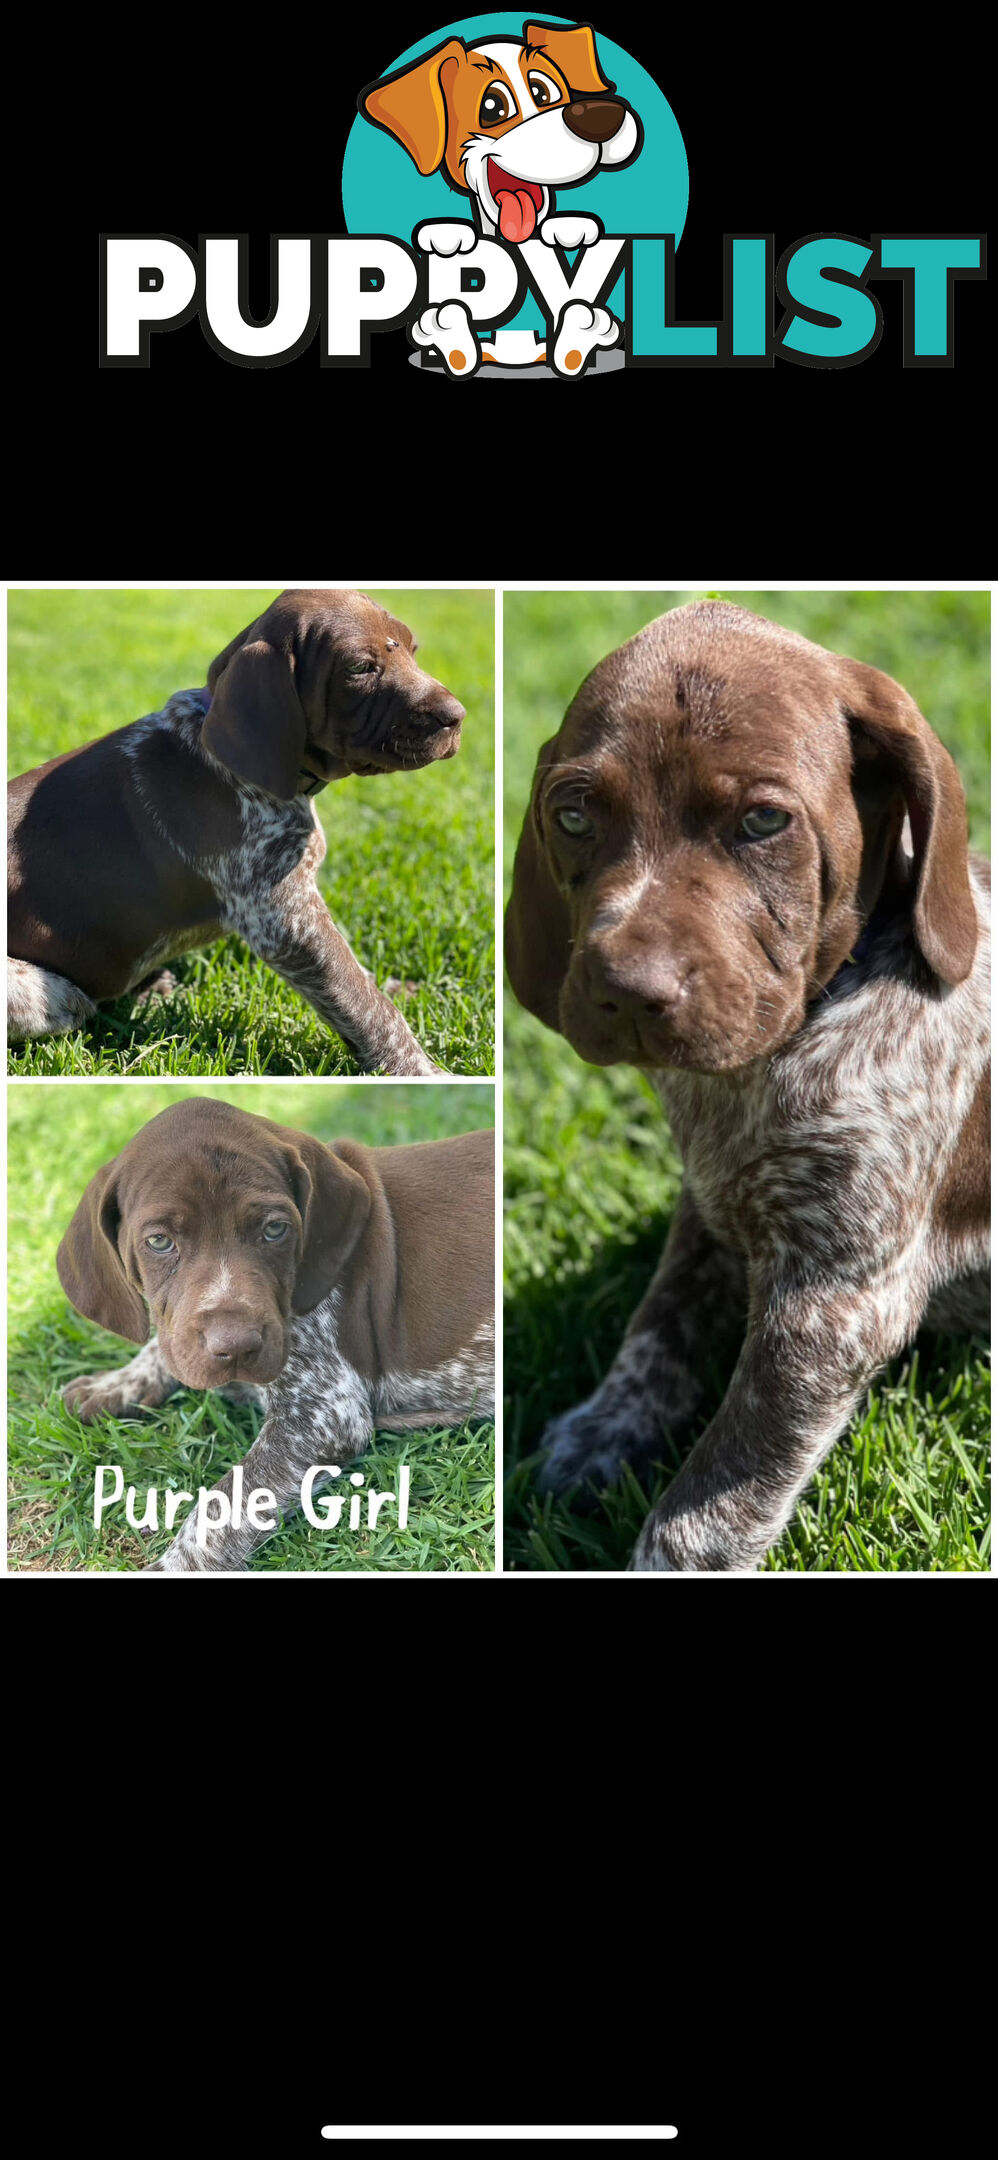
[{"x1": 320, "y1": 2133, "x2": 678, "y2": 2143}]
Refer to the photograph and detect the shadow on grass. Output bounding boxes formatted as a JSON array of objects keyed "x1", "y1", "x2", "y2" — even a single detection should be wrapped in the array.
[{"x1": 504, "y1": 1218, "x2": 991, "y2": 1573}]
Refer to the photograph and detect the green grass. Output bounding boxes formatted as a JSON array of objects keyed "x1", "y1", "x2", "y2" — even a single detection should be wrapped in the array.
[
  {"x1": 503, "y1": 589, "x2": 991, "y2": 1572},
  {"x1": 7, "y1": 589, "x2": 494, "y2": 1076},
  {"x1": 8, "y1": 1083, "x2": 495, "y2": 1572}
]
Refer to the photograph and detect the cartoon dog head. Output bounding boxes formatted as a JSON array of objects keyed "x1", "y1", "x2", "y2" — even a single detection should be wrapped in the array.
[{"x1": 359, "y1": 19, "x2": 641, "y2": 242}]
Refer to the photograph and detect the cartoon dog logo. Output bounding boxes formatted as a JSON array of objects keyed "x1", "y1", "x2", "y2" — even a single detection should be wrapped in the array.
[{"x1": 359, "y1": 19, "x2": 642, "y2": 373}]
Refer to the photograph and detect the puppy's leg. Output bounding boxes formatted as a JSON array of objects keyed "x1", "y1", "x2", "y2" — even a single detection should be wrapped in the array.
[
  {"x1": 63, "y1": 1337, "x2": 180, "y2": 1422},
  {"x1": 224, "y1": 877, "x2": 444, "y2": 1075},
  {"x1": 145, "y1": 1374, "x2": 373, "y2": 1572},
  {"x1": 538, "y1": 1187, "x2": 747, "y2": 1494},
  {"x1": 630, "y1": 1269, "x2": 924, "y2": 1572},
  {"x1": 8, "y1": 958, "x2": 96, "y2": 1040}
]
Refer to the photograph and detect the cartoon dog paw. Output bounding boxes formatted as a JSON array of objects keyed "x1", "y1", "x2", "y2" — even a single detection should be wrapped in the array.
[
  {"x1": 552, "y1": 300, "x2": 620, "y2": 377},
  {"x1": 415, "y1": 222, "x2": 477, "y2": 257},
  {"x1": 539, "y1": 214, "x2": 602, "y2": 250},
  {"x1": 410, "y1": 300, "x2": 480, "y2": 377}
]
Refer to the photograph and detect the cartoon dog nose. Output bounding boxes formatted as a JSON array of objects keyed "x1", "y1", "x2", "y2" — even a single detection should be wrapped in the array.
[
  {"x1": 563, "y1": 97, "x2": 627, "y2": 145},
  {"x1": 584, "y1": 947, "x2": 687, "y2": 1018},
  {"x1": 200, "y1": 1318, "x2": 264, "y2": 1362}
]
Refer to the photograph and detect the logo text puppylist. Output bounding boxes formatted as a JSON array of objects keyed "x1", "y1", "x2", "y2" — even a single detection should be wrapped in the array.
[{"x1": 100, "y1": 16, "x2": 986, "y2": 377}]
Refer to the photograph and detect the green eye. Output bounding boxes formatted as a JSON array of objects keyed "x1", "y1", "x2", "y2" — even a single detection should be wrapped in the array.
[
  {"x1": 740, "y1": 806, "x2": 791, "y2": 839},
  {"x1": 262, "y1": 1221, "x2": 288, "y2": 1242},
  {"x1": 145, "y1": 1233, "x2": 175, "y2": 1252},
  {"x1": 345, "y1": 659, "x2": 372, "y2": 678},
  {"x1": 556, "y1": 808, "x2": 595, "y2": 838}
]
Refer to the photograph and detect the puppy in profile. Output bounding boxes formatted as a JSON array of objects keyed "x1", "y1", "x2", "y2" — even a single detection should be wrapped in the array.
[{"x1": 8, "y1": 589, "x2": 465, "y2": 1073}]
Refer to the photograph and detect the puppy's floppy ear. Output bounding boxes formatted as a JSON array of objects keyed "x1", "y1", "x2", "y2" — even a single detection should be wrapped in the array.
[
  {"x1": 505, "y1": 732, "x2": 574, "y2": 1033},
  {"x1": 839, "y1": 656, "x2": 977, "y2": 985},
  {"x1": 278, "y1": 1133, "x2": 373, "y2": 1314},
  {"x1": 359, "y1": 38, "x2": 465, "y2": 175},
  {"x1": 524, "y1": 21, "x2": 611, "y2": 95},
  {"x1": 57, "y1": 1158, "x2": 149, "y2": 1346},
  {"x1": 201, "y1": 639, "x2": 308, "y2": 800}
]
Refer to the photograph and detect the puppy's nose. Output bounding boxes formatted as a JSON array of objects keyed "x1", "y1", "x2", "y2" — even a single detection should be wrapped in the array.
[
  {"x1": 583, "y1": 947, "x2": 687, "y2": 1019},
  {"x1": 418, "y1": 690, "x2": 465, "y2": 733},
  {"x1": 200, "y1": 1318, "x2": 264, "y2": 1363},
  {"x1": 563, "y1": 97, "x2": 627, "y2": 144}
]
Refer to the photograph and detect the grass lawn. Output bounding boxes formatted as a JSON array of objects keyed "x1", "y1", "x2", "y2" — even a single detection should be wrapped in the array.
[
  {"x1": 8, "y1": 1083, "x2": 495, "y2": 1572},
  {"x1": 7, "y1": 588, "x2": 494, "y2": 1076},
  {"x1": 503, "y1": 589, "x2": 991, "y2": 1572}
]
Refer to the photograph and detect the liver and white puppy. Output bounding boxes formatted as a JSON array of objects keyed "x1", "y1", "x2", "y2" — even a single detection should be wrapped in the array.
[
  {"x1": 361, "y1": 19, "x2": 640, "y2": 374},
  {"x1": 506, "y1": 601, "x2": 990, "y2": 1571},
  {"x1": 58, "y1": 1099, "x2": 495, "y2": 1571},
  {"x1": 8, "y1": 589, "x2": 465, "y2": 1074}
]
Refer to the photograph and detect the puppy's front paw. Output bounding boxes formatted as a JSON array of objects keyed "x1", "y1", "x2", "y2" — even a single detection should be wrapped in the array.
[
  {"x1": 539, "y1": 214, "x2": 601, "y2": 249},
  {"x1": 415, "y1": 221, "x2": 477, "y2": 257},
  {"x1": 537, "y1": 1400, "x2": 640, "y2": 1497},
  {"x1": 62, "y1": 1343, "x2": 176, "y2": 1422},
  {"x1": 62, "y1": 1368, "x2": 165, "y2": 1422}
]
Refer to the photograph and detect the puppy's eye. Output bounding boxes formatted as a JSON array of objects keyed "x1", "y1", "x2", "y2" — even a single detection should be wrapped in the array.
[
  {"x1": 740, "y1": 806, "x2": 791, "y2": 839},
  {"x1": 556, "y1": 808, "x2": 595, "y2": 838},
  {"x1": 262, "y1": 1220, "x2": 288, "y2": 1242},
  {"x1": 528, "y1": 71, "x2": 560, "y2": 108},
  {"x1": 145, "y1": 1233, "x2": 175, "y2": 1253},
  {"x1": 480, "y1": 84, "x2": 516, "y2": 126},
  {"x1": 345, "y1": 659, "x2": 373, "y2": 678}
]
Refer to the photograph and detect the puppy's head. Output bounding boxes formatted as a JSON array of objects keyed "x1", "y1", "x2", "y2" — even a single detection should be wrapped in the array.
[
  {"x1": 57, "y1": 1100, "x2": 372, "y2": 1391},
  {"x1": 506, "y1": 601, "x2": 977, "y2": 1075},
  {"x1": 359, "y1": 21, "x2": 640, "y2": 241},
  {"x1": 201, "y1": 589, "x2": 464, "y2": 799}
]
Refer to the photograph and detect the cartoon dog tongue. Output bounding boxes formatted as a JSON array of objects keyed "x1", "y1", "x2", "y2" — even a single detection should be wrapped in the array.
[{"x1": 489, "y1": 165, "x2": 542, "y2": 243}]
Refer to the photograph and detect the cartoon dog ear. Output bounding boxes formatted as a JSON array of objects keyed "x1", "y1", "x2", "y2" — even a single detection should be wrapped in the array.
[
  {"x1": 201, "y1": 638, "x2": 308, "y2": 800},
  {"x1": 359, "y1": 38, "x2": 466, "y2": 175},
  {"x1": 57, "y1": 1158, "x2": 149, "y2": 1346},
  {"x1": 504, "y1": 733, "x2": 574, "y2": 1033},
  {"x1": 278, "y1": 1133, "x2": 374, "y2": 1314},
  {"x1": 839, "y1": 656, "x2": 977, "y2": 985},
  {"x1": 524, "y1": 20, "x2": 612, "y2": 95}
]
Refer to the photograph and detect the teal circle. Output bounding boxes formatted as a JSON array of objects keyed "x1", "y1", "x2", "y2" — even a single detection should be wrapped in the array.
[{"x1": 342, "y1": 14, "x2": 688, "y2": 332}]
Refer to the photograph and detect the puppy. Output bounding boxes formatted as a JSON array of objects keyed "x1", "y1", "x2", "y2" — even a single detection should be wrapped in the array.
[
  {"x1": 8, "y1": 590, "x2": 465, "y2": 1074},
  {"x1": 57, "y1": 1098, "x2": 495, "y2": 1571},
  {"x1": 506, "y1": 602, "x2": 990, "y2": 1571}
]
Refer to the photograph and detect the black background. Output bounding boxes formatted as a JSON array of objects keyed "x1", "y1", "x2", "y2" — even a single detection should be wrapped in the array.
[{"x1": 85, "y1": 7, "x2": 990, "y2": 574}]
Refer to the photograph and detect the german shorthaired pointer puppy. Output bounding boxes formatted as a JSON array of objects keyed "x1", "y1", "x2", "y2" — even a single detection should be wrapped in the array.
[
  {"x1": 8, "y1": 589, "x2": 465, "y2": 1074},
  {"x1": 506, "y1": 601, "x2": 990, "y2": 1571},
  {"x1": 57, "y1": 1098, "x2": 494, "y2": 1570}
]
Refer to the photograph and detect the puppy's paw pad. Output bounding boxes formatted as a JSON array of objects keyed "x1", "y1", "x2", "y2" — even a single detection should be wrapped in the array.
[
  {"x1": 552, "y1": 300, "x2": 619, "y2": 376},
  {"x1": 410, "y1": 301, "x2": 479, "y2": 376}
]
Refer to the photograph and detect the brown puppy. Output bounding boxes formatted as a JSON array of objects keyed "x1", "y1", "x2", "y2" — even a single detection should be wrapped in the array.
[
  {"x1": 8, "y1": 590, "x2": 465, "y2": 1074},
  {"x1": 506, "y1": 601, "x2": 989, "y2": 1571},
  {"x1": 58, "y1": 1098, "x2": 495, "y2": 1570}
]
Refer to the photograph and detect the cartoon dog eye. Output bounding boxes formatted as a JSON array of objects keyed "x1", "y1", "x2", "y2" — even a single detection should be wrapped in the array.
[
  {"x1": 527, "y1": 71, "x2": 562, "y2": 108},
  {"x1": 479, "y1": 82, "x2": 519, "y2": 127}
]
